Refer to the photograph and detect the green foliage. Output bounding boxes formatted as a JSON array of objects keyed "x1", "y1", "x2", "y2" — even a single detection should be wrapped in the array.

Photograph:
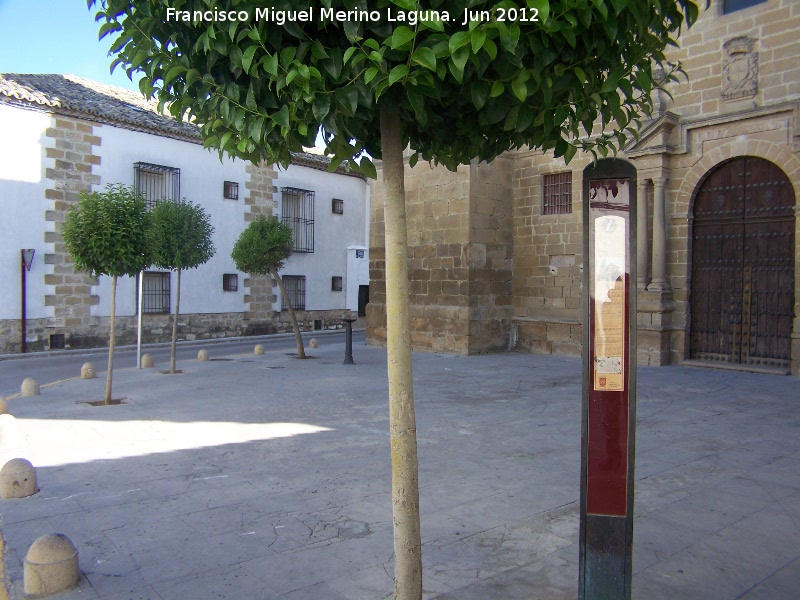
[
  {"x1": 231, "y1": 215, "x2": 294, "y2": 275},
  {"x1": 149, "y1": 200, "x2": 216, "y2": 271},
  {"x1": 62, "y1": 184, "x2": 150, "y2": 278},
  {"x1": 91, "y1": 0, "x2": 700, "y2": 171}
]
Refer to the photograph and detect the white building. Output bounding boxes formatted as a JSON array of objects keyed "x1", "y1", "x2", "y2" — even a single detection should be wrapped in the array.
[{"x1": 0, "y1": 73, "x2": 369, "y2": 354}]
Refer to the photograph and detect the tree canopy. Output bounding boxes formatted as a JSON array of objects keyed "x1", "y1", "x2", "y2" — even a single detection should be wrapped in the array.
[
  {"x1": 231, "y1": 214, "x2": 293, "y2": 275},
  {"x1": 62, "y1": 183, "x2": 151, "y2": 278},
  {"x1": 92, "y1": 0, "x2": 698, "y2": 173},
  {"x1": 149, "y1": 199, "x2": 216, "y2": 271}
]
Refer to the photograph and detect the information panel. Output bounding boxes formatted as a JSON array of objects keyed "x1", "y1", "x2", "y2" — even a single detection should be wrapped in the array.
[
  {"x1": 586, "y1": 178, "x2": 631, "y2": 516},
  {"x1": 580, "y1": 160, "x2": 637, "y2": 600}
]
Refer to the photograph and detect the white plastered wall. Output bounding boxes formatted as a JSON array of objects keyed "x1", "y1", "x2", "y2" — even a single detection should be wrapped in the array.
[{"x1": 0, "y1": 104, "x2": 51, "y2": 321}]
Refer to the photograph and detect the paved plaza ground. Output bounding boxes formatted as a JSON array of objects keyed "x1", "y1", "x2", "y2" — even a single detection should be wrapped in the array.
[{"x1": 0, "y1": 338, "x2": 798, "y2": 599}]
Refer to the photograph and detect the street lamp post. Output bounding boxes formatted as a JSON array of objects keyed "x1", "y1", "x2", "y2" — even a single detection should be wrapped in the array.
[{"x1": 20, "y1": 249, "x2": 35, "y2": 354}]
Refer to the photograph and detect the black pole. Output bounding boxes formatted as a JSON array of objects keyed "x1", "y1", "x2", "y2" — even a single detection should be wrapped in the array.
[
  {"x1": 20, "y1": 251, "x2": 27, "y2": 354},
  {"x1": 343, "y1": 318, "x2": 356, "y2": 365}
]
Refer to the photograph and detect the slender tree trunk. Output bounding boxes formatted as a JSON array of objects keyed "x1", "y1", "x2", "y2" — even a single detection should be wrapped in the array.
[
  {"x1": 270, "y1": 266, "x2": 306, "y2": 359},
  {"x1": 105, "y1": 275, "x2": 117, "y2": 405},
  {"x1": 380, "y1": 106, "x2": 422, "y2": 600},
  {"x1": 170, "y1": 268, "x2": 181, "y2": 373}
]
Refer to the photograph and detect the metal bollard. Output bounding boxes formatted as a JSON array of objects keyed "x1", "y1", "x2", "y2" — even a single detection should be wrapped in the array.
[{"x1": 342, "y1": 318, "x2": 356, "y2": 365}]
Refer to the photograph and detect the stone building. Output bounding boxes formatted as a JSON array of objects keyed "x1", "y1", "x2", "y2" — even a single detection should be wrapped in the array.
[
  {"x1": 0, "y1": 74, "x2": 369, "y2": 354},
  {"x1": 367, "y1": 0, "x2": 799, "y2": 375}
]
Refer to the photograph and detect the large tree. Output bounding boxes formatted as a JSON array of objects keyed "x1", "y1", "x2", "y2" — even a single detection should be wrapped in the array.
[
  {"x1": 62, "y1": 184, "x2": 150, "y2": 405},
  {"x1": 231, "y1": 214, "x2": 306, "y2": 358},
  {"x1": 148, "y1": 199, "x2": 215, "y2": 374},
  {"x1": 91, "y1": 0, "x2": 698, "y2": 596}
]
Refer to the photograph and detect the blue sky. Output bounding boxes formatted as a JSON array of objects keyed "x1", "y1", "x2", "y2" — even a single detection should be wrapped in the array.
[{"x1": 0, "y1": 0, "x2": 140, "y2": 91}]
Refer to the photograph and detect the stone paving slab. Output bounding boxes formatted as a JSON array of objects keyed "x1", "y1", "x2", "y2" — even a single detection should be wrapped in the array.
[{"x1": 0, "y1": 341, "x2": 798, "y2": 599}]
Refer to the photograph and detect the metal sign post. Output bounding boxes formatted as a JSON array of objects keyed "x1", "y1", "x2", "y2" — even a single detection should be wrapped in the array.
[
  {"x1": 580, "y1": 160, "x2": 637, "y2": 599},
  {"x1": 20, "y1": 249, "x2": 35, "y2": 354}
]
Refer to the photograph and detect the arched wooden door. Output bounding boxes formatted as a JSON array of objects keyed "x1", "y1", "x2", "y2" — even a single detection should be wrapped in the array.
[{"x1": 690, "y1": 156, "x2": 795, "y2": 370}]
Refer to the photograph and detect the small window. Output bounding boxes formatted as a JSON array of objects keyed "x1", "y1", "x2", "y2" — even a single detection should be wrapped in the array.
[
  {"x1": 355, "y1": 249, "x2": 365, "y2": 258},
  {"x1": 281, "y1": 275, "x2": 306, "y2": 310},
  {"x1": 49, "y1": 333, "x2": 65, "y2": 350},
  {"x1": 223, "y1": 273, "x2": 238, "y2": 291},
  {"x1": 139, "y1": 271, "x2": 171, "y2": 314},
  {"x1": 223, "y1": 181, "x2": 239, "y2": 200},
  {"x1": 332, "y1": 198, "x2": 344, "y2": 214},
  {"x1": 542, "y1": 172, "x2": 572, "y2": 215},
  {"x1": 722, "y1": 0, "x2": 766, "y2": 14},
  {"x1": 332, "y1": 276, "x2": 343, "y2": 292}
]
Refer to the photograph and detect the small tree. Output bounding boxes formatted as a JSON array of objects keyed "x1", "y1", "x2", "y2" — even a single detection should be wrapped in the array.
[
  {"x1": 62, "y1": 184, "x2": 150, "y2": 404},
  {"x1": 149, "y1": 200, "x2": 215, "y2": 374},
  {"x1": 231, "y1": 215, "x2": 306, "y2": 358}
]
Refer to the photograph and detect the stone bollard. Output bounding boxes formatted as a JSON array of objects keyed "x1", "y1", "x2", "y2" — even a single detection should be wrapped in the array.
[
  {"x1": 0, "y1": 395, "x2": 7, "y2": 415},
  {"x1": 21, "y1": 377, "x2": 40, "y2": 397},
  {"x1": 254, "y1": 344, "x2": 264, "y2": 355},
  {"x1": 197, "y1": 349, "x2": 209, "y2": 361},
  {"x1": 24, "y1": 533, "x2": 80, "y2": 596},
  {"x1": 141, "y1": 354, "x2": 154, "y2": 368},
  {"x1": 80, "y1": 362, "x2": 96, "y2": 380},
  {"x1": 0, "y1": 458, "x2": 38, "y2": 499},
  {"x1": 309, "y1": 338, "x2": 319, "y2": 349}
]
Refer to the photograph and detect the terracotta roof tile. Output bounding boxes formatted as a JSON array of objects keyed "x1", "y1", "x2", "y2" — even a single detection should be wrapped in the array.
[
  {"x1": 0, "y1": 73, "x2": 364, "y2": 178},
  {"x1": 0, "y1": 73, "x2": 200, "y2": 141}
]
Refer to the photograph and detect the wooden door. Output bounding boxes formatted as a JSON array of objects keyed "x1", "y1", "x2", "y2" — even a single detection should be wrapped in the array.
[{"x1": 690, "y1": 157, "x2": 795, "y2": 369}]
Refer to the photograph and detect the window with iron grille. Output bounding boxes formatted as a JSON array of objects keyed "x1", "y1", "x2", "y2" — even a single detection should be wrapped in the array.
[
  {"x1": 281, "y1": 275, "x2": 306, "y2": 310},
  {"x1": 139, "y1": 271, "x2": 171, "y2": 314},
  {"x1": 223, "y1": 273, "x2": 238, "y2": 291},
  {"x1": 331, "y1": 276, "x2": 343, "y2": 291},
  {"x1": 542, "y1": 172, "x2": 572, "y2": 215},
  {"x1": 332, "y1": 198, "x2": 344, "y2": 214},
  {"x1": 223, "y1": 181, "x2": 239, "y2": 200},
  {"x1": 722, "y1": 0, "x2": 766, "y2": 14},
  {"x1": 281, "y1": 188, "x2": 314, "y2": 253},
  {"x1": 134, "y1": 162, "x2": 180, "y2": 210}
]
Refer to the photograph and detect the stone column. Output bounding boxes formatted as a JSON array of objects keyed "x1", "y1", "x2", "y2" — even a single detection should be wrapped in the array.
[
  {"x1": 637, "y1": 179, "x2": 649, "y2": 290},
  {"x1": 648, "y1": 176, "x2": 669, "y2": 291}
]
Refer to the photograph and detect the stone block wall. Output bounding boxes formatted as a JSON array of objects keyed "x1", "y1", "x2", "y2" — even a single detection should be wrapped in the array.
[
  {"x1": 511, "y1": 152, "x2": 588, "y2": 356},
  {"x1": 365, "y1": 1, "x2": 800, "y2": 374},
  {"x1": 242, "y1": 162, "x2": 279, "y2": 332},
  {"x1": 275, "y1": 309, "x2": 359, "y2": 335},
  {"x1": 367, "y1": 157, "x2": 514, "y2": 355},
  {"x1": 42, "y1": 116, "x2": 102, "y2": 346}
]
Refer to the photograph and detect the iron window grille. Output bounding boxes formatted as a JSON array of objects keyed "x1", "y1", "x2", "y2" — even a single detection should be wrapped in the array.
[
  {"x1": 134, "y1": 162, "x2": 180, "y2": 210},
  {"x1": 332, "y1": 276, "x2": 343, "y2": 291},
  {"x1": 281, "y1": 275, "x2": 306, "y2": 311},
  {"x1": 332, "y1": 198, "x2": 344, "y2": 214},
  {"x1": 223, "y1": 273, "x2": 238, "y2": 291},
  {"x1": 223, "y1": 181, "x2": 239, "y2": 200},
  {"x1": 49, "y1": 333, "x2": 65, "y2": 350},
  {"x1": 138, "y1": 271, "x2": 171, "y2": 314},
  {"x1": 542, "y1": 172, "x2": 572, "y2": 215},
  {"x1": 722, "y1": 0, "x2": 766, "y2": 14},
  {"x1": 281, "y1": 187, "x2": 314, "y2": 253}
]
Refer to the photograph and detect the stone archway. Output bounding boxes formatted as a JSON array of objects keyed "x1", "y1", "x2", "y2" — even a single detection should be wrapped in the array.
[{"x1": 689, "y1": 156, "x2": 795, "y2": 370}]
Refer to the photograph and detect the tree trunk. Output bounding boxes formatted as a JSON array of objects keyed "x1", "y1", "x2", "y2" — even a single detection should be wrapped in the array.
[
  {"x1": 170, "y1": 268, "x2": 181, "y2": 374},
  {"x1": 270, "y1": 266, "x2": 306, "y2": 359},
  {"x1": 105, "y1": 275, "x2": 117, "y2": 405},
  {"x1": 380, "y1": 106, "x2": 422, "y2": 600}
]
